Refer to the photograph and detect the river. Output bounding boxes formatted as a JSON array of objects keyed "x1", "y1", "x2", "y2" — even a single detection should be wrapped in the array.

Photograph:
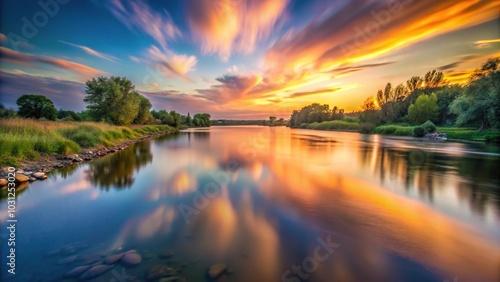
[{"x1": 1, "y1": 126, "x2": 499, "y2": 282}]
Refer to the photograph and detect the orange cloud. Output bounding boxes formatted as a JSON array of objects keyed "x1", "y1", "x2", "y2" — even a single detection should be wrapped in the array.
[
  {"x1": 265, "y1": 0, "x2": 499, "y2": 80},
  {"x1": 196, "y1": 74, "x2": 263, "y2": 104},
  {"x1": 0, "y1": 47, "x2": 102, "y2": 78},
  {"x1": 186, "y1": 0, "x2": 289, "y2": 60},
  {"x1": 147, "y1": 45, "x2": 197, "y2": 81}
]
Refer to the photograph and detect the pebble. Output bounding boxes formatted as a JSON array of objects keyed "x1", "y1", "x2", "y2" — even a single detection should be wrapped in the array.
[{"x1": 207, "y1": 263, "x2": 227, "y2": 280}]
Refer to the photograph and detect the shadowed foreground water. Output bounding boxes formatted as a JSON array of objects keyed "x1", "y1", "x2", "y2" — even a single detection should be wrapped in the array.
[{"x1": 1, "y1": 126, "x2": 499, "y2": 282}]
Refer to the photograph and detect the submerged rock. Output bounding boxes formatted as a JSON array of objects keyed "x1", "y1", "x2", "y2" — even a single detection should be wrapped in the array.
[
  {"x1": 104, "y1": 253, "x2": 126, "y2": 264},
  {"x1": 207, "y1": 263, "x2": 227, "y2": 280},
  {"x1": 79, "y1": 264, "x2": 114, "y2": 280},
  {"x1": 146, "y1": 265, "x2": 177, "y2": 281},
  {"x1": 159, "y1": 250, "x2": 174, "y2": 259},
  {"x1": 158, "y1": 277, "x2": 186, "y2": 282},
  {"x1": 64, "y1": 265, "x2": 92, "y2": 278},
  {"x1": 58, "y1": 255, "x2": 79, "y2": 265},
  {"x1": 121, "y1": 252, "x2": 142, "y2": 267}
]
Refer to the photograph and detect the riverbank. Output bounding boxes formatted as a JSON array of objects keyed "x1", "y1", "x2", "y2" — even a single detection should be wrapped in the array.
[
  {"x1": 0, "y1": 119, "x2": 177, "y2": 177},
  {"x1": 296, "y1": 121, "x2": 500, "y2": 142}
]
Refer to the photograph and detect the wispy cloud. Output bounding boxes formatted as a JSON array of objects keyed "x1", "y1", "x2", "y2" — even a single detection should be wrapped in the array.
[
  {"x1": 265, "y1": 0, "x2": 499, "y2": 78},
  {"x1": 146, "y1": 45, "x2": 197, "y2": 81},
  {"x1": 0, "y1": 47, "x2": 102, "y2": 78},
  {"x1": 186, "y1": 0, "x2": 289, "y2": 60},
  {"x1": 288, "y1": 87, "x2": 342, "y2": 98},
  {"x1": 107, "y1": 0, "x2": 179, "y2": 50},
  {"x1": 58, "y1": 40, "x2": 119, "y2": 63},
  {"x1": 474, "y1": 38, "x2": 500, "y2": 49}
]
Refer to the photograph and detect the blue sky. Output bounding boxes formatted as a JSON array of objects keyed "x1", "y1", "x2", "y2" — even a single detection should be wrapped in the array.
[{"x1": 0, "y1": 0, "x2": 499, "y2": 119}]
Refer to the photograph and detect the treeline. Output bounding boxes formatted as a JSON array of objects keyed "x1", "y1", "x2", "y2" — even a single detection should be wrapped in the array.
[
  {"x1": 0, "y1": 76, "x2": 211, "y2": 128},
  {"x1": 289, "y1": 104, "x2": 345, "y2": 127},
  {"x1": 288, "y1": 57, "x2": 499, "y2": 131},
  {"x1": 358, "y1": 57, "x2": 499, "y2": 129}
]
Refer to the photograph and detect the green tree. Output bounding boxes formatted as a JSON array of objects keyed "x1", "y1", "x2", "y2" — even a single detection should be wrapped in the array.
[
  {"x1": 406, "y1": 76, "x2": 422, "y2": 93},
  {"x1": 133, "y1": 95, "x2": 153, "y2": 124},
  {"x1": 269, "y1": 116, "x2": 277, "y2": 126},
  {"x1": 57, "y1": 109, "x2": 81, "y2": 121},
  {"x1": 434, "y1": 86, "x2": 462, "y2": 125},
  {"x1": 186, "y1": 113, "x2": 193, "y2": 126},
  {"x1": 450, "y1": 58, "x2": 499, "y2": 129},
  {"x1": 16, "y1": 94, "x2": 57, "y2": 120},
  {"x1": 84, "y1": 76, "x2": 144, "y2": 125},
  {"x1": 0, "y1": 104, "x2": 17, "y2": 119},
  {"x1": 407, "y1": 93, "x2": 438, "y2": 124},
  {"x1": 423, "y1": 70, "x2": 447, "y2": 88}
]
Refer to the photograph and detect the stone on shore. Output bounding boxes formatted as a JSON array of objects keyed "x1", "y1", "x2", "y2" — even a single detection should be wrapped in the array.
[
  {"x1": 33, "y1": 172, "x2": 47, "y2": 179},
  {"x1": 207, "y1": 263, "x2": 227, "y2": 280},
  {"x1": 15, "y1": 174, "x2": 30, "y2": 183}
]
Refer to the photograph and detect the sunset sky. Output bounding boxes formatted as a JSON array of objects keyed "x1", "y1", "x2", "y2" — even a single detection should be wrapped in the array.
[{"x1": 0, "y1": 0, "x2": 499, "y2": 119}]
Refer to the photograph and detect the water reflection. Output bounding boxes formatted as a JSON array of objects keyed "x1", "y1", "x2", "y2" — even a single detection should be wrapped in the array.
[
  {"x1": 85, "y1": 140, "x2": 153, "y2": 190},
  {"x1": 2, "y1": 127, "x2": 500, "y2": 282}
]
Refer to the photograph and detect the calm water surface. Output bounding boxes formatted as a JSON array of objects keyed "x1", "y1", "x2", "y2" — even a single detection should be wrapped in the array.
[{"x1": 1, "y1": 126, "x2": 500, "y2": 282}]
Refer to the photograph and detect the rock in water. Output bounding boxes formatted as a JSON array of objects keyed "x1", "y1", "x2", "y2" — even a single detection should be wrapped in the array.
[
  {"x1": 79, "y1": 264, "x2": 114, "y2": 280},
  {"x1": 159, "y1": 249, "x2": 174, "y2": 258},
  {"x1": 104, "y1": 253, "x2": 126, "y2": 264},
  {"x1": 15, "y1": 174, "x2": 29, "y2": 183},
  {"x1": 58, "y1": 255, "x2": 79, "y2": 265},
  {"x1": 207, "y1": 263, "x2": 227, "y2": 280},
  {"x1": 64, "y1": 265, "x2": 92, "y2": 278},
  {"x1": 120, "y1": 252, "x2": 142, "y2": 267},
  {"x1": 146, "y1": 265, "x2": 177, "y2": 281},
  {"x1": 33, "y1": 172, "x2": 47, "y2": 179},
  {"x1": 0, "y1": 178, "x2": 7, "y2": 186}
]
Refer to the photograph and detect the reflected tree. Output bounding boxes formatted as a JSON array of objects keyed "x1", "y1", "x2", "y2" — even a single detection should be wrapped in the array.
[{"x1": 86, "y1": 141, "x2": 153, "y2": 190}]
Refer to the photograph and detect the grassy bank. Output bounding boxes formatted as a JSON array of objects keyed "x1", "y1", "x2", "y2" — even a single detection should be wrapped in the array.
[
  {"x1": 0, "y1": 119, "x2": 177, "y2": 166},
  {"x1": 295, "y1": 121, "x2": 500, "y2": 142}
]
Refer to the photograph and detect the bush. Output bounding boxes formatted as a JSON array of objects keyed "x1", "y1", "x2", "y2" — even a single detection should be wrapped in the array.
[
  {"x1": 359, "y1": 123, "x2": 375, "y2": 133},
  {"x1": 413, "y1": 126, "x2": 426, "y2": 137},
  {"x1": 421, "y1": 120, "x2": 437, "y2": 133}
]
